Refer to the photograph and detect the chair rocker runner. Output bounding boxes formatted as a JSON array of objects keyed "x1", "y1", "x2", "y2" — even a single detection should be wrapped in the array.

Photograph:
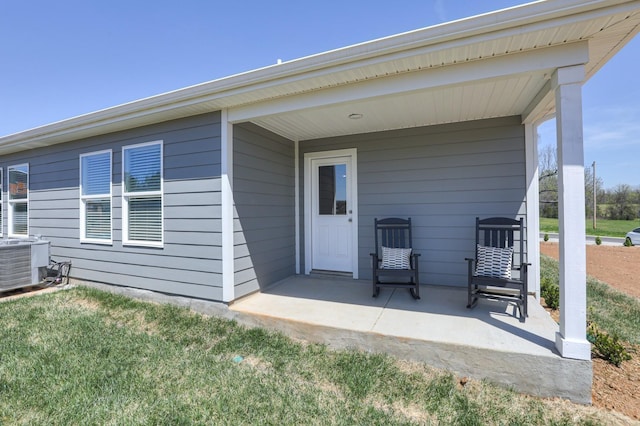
[
  {"x1": 466, "y1": 217, "x2": 529, "y2": 320},
  {"x1": 371, "y1": 217, "x2": 420, "y2": 299}
]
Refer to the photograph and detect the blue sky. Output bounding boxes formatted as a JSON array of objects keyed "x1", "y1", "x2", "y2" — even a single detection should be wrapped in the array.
[{"x1": 1, "y1": 1, "x2": 638, "y2": 189}]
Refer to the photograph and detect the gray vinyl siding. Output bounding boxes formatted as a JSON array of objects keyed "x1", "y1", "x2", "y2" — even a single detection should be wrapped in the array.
[
  {"x1": 299, "y1": 116, "x2": 527, "y2": 287},
  {"x1": 0, "y1": 112, "x2": 223, "y2": 300},
  {"x1": 233, "y1": 123, "x2": 295, "y2": 298}
]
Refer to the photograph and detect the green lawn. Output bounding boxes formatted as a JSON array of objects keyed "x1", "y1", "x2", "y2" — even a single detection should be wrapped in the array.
[
  {"x1": 540, "y1": 217, "x2": 640, "y2": 238},
  {"x1": 0, "y1": 286, "x2": 624, "y2": 425},
  {"x1": 540, "y1": 255, "x2": 640, "y2": 344}
]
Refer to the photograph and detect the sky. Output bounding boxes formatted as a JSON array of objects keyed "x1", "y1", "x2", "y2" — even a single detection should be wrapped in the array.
[{"x1": 1, "y1": 0, "x2": 638, "y2": 189}]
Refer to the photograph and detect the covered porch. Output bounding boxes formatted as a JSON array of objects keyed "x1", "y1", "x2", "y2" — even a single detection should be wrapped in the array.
[
  {"x1": 229, "y1": 274, "x2": 591, "y2": 403},
  {"x1": 220, "y1": 2, "x2": 640, "y2": 377}
]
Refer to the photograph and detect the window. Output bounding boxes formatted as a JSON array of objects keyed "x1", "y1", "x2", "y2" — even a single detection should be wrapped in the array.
[
  {"x1": 122, "y1": 141, "x2": 163, "y2": 246},
  {"x1": 8, "y1": 164, "x2": 28, "y2": 237},
  {"x1": 80, "y1": 150, "x2": 112, "y2": 243},
  {"x1": 318, "y1": 164, "x2": 347, "y2": 215}
]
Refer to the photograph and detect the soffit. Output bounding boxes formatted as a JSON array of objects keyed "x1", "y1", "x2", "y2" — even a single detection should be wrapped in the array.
[
  {"x1": 241, "y1": 9, "x2": 640, "y2": 141},
  {"x1": 0, "y1": 1, "x2": 639, "y2": 153},
  {"x1": 228, "y1": 11, "x2": 638, "y2": 106}
]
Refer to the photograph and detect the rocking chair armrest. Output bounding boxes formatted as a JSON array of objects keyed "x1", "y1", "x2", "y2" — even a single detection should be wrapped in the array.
[
  {"x1": 513, "y1": 262, "x2": 531, "y2": 271},
  {"x1": 465, "y1": 258, "x2": 475, "y2": 276},
  {"x1": 409, "y1": 252, "x2": 420, "y2": 268}
]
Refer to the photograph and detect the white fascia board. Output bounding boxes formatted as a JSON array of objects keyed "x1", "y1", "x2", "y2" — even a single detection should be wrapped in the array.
[
  {"x1": 229, "y1": 41, "x2": 589, "y2": 123},
  {"x1": 246, "y1": 0, "x2": 636, "y2": 78},
  {"x1": 1, "y1": 0, "x2": 636, "y2": 150}
]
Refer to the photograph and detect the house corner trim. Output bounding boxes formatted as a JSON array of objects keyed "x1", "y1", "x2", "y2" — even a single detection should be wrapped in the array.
[{"x1": 221, "y1": 110, "x2": 235, "y2": 303}]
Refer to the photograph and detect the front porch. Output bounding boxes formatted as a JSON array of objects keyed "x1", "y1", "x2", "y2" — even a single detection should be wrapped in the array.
[{"x1": 230, "y1": 275, "x2": 592, "y2": 403}]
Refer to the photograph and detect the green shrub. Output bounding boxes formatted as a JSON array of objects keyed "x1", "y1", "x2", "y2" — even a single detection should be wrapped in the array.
[
  {"x1": 543, "y1": 233, "x2": 549, "y2": 242},
  {"x1": 587, "y1": 322, "x2": 632, "y2": 367},
  {"x1": 624, "y1": 237, "x2": 633, "y2": 247},
  {"x1": 540, "y1": 277, "x2": 559, "y2": 310},
  {"x1": 595, "y1": 236, "x2": 602, "y2": 245}
]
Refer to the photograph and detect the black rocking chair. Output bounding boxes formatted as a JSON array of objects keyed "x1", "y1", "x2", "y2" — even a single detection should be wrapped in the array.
[
  {"x1": 371, "y1": 217, "x2": 420, "y2": 299},
  {"x1": 466, "y1": 217, "x2": 529, "y2": 320}
]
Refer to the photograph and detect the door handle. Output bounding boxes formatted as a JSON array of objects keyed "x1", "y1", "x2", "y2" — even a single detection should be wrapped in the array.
[{"x1": 348, "y1": 218, "x2": 352, "y2": 222}]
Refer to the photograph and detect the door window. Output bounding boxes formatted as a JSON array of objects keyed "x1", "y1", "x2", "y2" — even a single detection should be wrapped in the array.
[{"x1": 318, "y1": 164, "x2": 347, "y2": 215}]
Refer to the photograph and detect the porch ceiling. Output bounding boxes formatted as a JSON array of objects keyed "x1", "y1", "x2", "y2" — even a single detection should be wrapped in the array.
[
  {"x1": 0, "y1": 0, "x2": 639, "y2": 152},
  {"x1": 248, "y1": 72, "x2": 551, "y2": 141},
  {"x1": 243, "y1": 6, "x2": 640, "y2": 141}
]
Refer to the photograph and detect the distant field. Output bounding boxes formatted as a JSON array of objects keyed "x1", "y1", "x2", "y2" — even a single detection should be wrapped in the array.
[{"x1": 539, "y1": 217, "x2": 639, "y2": 238}]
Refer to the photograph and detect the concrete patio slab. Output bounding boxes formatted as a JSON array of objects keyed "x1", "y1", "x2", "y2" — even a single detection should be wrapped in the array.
[
  {"x1": 230, "y1": 275, "x2": 592, "y2": 404},
  {"x1": 76, "y1": 275, "x2": 592, "y2": 404}
]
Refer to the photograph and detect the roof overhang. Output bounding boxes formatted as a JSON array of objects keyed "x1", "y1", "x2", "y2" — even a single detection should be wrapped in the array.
[{"x1": 1, "y1": 0, "x2": 639, "y2": 153}]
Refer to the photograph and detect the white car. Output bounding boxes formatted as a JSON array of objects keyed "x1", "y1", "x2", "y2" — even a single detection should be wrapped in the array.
[{"x1": 626, "y1": 228, "x2": 640, "y2": 246}]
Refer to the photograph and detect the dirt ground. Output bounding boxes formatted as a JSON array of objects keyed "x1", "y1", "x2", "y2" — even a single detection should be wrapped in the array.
[{"x1": 540, "y1": 242, "x2": 640, "y2": 420}]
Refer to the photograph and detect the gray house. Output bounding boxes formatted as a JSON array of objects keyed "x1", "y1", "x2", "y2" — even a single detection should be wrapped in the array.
[{"x1": 1, "y1": 0, "x2": 639, "y2": 378}]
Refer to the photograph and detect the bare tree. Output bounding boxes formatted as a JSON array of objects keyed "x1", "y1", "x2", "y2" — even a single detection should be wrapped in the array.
[
  {"x1": 606, "y1": 184, "x2": 637, "y2": 220},
  {"x1": 538, "y1": 144, "x2": 604, "y2": 220},
  {"x1": 584, "y1": 165, "x2": 604, "y2": 221},
  {"x1": 538, "y1": 144, "x2": 558, "y2": 218}
]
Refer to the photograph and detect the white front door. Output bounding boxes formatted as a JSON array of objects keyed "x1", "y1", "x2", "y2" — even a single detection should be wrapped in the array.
[{"x1": 305, "y1": 150, "x2": 358, "y2": 276}]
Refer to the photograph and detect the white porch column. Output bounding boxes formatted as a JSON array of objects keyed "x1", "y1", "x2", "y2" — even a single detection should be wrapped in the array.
[
  {"x1": 221, "y1": 109, "x2": 235, "y2": 303},
  {"x1": 552, "y1": 65, "x2": 591, "y2": 360},
  {"x1": 524, "y1": 122, "x2": 540, "y2": 299}
]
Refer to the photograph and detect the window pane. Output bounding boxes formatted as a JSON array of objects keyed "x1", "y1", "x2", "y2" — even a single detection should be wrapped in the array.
[
  {"x1": 82, "y1": 152, "x2": 111, "y2": 196},
  {"x1": 9, "y1": 165, "x2": 28, "y2": 200},
  {"x1": 124, "y1": 144, "x2": 161, "y2": 193},
  {"x1": 128, "y1": 197, "x2": 162, "y2": 242},
  {"x1": 318, "y1": 164, "x2": 347, "y2": 215},
  {"x1": 12, "y1": 203, "x2": 28, "y2": 235},
  {"x1": 85, "y1": 199, "x2": 111, "y2": 240}
]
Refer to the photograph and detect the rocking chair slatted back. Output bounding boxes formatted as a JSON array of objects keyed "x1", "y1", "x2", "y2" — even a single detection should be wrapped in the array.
[
  {"x1": 371, "y1": 217, "x2": 420, "y2": 300},
  {"x1": 467, "y1": 216, "x2": 529, "y2": 320},
  {"x1": 476, "y1": 217, "x2": 521, "y2": 254},
  {"x1": 375, "y1": 217, "x2": 411, "y2": 251}
]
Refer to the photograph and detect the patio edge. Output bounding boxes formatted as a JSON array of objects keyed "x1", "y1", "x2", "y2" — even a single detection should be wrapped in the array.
[{"x1": 75, "y1": 280, "x2": 592, "y2": 404}]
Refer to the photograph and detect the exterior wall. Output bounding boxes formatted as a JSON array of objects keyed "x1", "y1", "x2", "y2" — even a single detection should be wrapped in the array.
[
  {"x1": 233, "y1": 123, "x2": 295, "y2": 298},
  {"x1": 0, "y1": 112, "x2": 224, "y2": 300},
  {"x1": 299, "y1": 116, "x2": 527, "y2": 287}
]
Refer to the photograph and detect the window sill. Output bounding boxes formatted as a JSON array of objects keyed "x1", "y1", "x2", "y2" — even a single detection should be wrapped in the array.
[
  {"x1": 122, "y1": 241, "x2": 164, "y2": 249},
  {"x1": 80, "y1": 239, "x2": 113, "y2": 246},
  {"x1": 8, "y1": 234, "x2": 29, "y2": 239}
]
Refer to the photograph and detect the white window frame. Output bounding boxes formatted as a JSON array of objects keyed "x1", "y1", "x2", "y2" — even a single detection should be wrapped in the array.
[
  {"x1": 8, "y1": 163, "x2": 29, "y2": 238},
  {"x1": 80, "y1": 150, "x2": 113, "y2": 244},
  {"x1": 122, "y1": 140, "x2": 164, "y2": 247}
]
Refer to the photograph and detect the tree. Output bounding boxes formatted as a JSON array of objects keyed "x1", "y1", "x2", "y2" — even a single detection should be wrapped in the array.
[
  {"x1": 538, "y1": 145, "x2": 558, "y2": 218},
  {"x1": 537, "y1": 144, "x2": 604, "y2": 220},
  {"x1": 605, "y1": 184, "x2": 637, "y2": 220},
  {"x1": 584, "y1": 164, "x2": 605, "y2": 220}
]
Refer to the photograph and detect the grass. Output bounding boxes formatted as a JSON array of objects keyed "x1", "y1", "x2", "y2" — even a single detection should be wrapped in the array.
[
  {"x1": 540, "y1": 254, "x2": 640, "y2": 345},
  {"x1": 0, "y1": 286, "x2": 619, "y2": 425},
  {"x1": 540, "y1": 217, "x2": 640, "y2": 238}
]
